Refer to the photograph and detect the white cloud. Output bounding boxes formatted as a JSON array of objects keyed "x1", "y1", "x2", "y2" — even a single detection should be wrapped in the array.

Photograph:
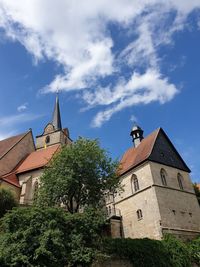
[
  {"x1": 91, "y1": 69, "x2": 178, "y2": 127},
  {"x1": 0, "y1": 1, "x2": 199, "y2": 126},
  {"x1": 0, "y1": 113, "x2": 42, "y2": 127},
  {"x1": 17, "y1": 102, "x2": 28, "y2": 112}
]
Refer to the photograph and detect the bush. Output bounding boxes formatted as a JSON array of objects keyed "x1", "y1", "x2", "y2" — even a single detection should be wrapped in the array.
[
  {"x1": 102, "y1": 237, "x2": 171, "y2": 267},
  {"x1": 188, "y1": 236, "x2": 200, "y2": 265},
  {"x1": 0, "y1": 207, "x2": 105, "y2": 267},
  {"x1": 162, "y1": 234, "x2": 191, "y2": 267},
  {"x1": 0, "y1": 188, "x2": 17, "y2": 218}
]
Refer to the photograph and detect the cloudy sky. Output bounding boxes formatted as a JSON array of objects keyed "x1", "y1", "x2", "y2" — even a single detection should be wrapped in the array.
[{"x1": 0, "y1": 1, "x2": 200, "y2": 181}]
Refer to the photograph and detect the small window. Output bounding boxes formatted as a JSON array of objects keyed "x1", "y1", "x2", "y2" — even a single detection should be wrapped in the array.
[
  {"x1": 137, "y1": 209, "x2": 143, "y2": 220},
  {"x1": 160, "y1": 169, "x2": 167, "y2": 186},
  {"x1": 177, "y1": 173, "x2": 183, "y2": 190},
  {"x1": 45, "y1": 135, "x2": 50, "y2": 144},
  {"x1": 131, "y1": 175, "x2": 139, "y2": 193}
]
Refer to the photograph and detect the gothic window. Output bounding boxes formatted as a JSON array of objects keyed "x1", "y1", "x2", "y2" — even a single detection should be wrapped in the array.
[
  {"x1": 160, "y1": 169, "x2": 167, "y2": 186},
  {"x1": 33, "y1": 181, "x2": 39, "y2": 201},
  {"x1": 177, "y1": 173, "x2": 184, "y2": 190},
  {"x1": 131, "y1": 175, "x2": 139, "y2": 193},
  {"x1": 136, "y1": 209, "x2": 143, "y2": 220}
]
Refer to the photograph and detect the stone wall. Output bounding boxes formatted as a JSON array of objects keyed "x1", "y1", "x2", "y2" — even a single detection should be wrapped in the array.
[
  {"x1": 150, "y1": 162, "x2": 200, "y2": 238},
  {"x1": 18, "y1": 168, "x2": 43, "y2": 205}
]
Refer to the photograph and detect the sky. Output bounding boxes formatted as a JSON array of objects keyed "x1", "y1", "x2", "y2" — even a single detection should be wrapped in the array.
[{"x1": 0, "y1": 1, "x2": 200, "y2": 182}]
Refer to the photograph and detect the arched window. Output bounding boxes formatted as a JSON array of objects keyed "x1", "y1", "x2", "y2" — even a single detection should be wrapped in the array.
[
  {"x1": 131, "y1": 175, "x2": 139, "y2": 193},
  {"x1": 33, "y1": 181, "x2": 39, "y2": 201},
  {"x1": 177, "y1": 173, "x2": 183, "y2": 190},
  {"x1": 136, "y1": 209, "x2": 143, "y2": 220},
  {"x1": 160, "y1": 169, "x2": 167, "y2": 186}
]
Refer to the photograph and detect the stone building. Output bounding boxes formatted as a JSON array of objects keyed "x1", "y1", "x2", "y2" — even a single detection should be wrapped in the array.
[
  {"x1": 106, "y1": 125, "x2": 200, "y2": 240},
  {"x1": 0, "y1": 96, "x2": 199, "y2": 240}
]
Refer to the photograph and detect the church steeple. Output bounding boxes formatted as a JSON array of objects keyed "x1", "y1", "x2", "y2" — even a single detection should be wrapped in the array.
[{"x1": 52, "y1": 93, "x2": 62, "y2": 130}]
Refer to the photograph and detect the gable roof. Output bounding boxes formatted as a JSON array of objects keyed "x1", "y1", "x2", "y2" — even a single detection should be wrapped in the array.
[
  {"x1": 16, "y1": 144, "x2": 60, "y2": 174},
  {"x1": 120, "y1": 129, "x2": 159, "y2": 175},
  {"x1": 120, "y1": 128, "x2": 190, "y2": 175},
  {"x1": 1, "y1": 172, "x2": 20, "y2": 188},
  {"x1": 0, "y1": 132, "x2": 29, "y2": 160}
]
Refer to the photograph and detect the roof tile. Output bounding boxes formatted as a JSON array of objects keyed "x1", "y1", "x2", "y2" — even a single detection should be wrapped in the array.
[
  {"x1": 119, "y1": 128, "x2": 159, "y2": 175},
  {"x1": 16, "y1": 144, "x2": 60, "y2": 174}
]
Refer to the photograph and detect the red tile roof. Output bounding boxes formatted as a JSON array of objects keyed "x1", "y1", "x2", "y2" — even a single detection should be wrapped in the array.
[
  {"x1": 119, "y1": 128, "x2": 159, "y2": 175},
  {"x1": 16, "y1": 144, "x2": 60, "y2": 174},
  {"x1": 1, "y1": 172, "x2": 20, "y2": 188},
  {"x1": 0, "y1": 132, "x2": 28, "y2": 159}
]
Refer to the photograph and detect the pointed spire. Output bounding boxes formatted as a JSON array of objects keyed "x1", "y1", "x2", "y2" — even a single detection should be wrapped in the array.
[{"x1": 52, "y1": 92, "x2": 62, "y2": 130}]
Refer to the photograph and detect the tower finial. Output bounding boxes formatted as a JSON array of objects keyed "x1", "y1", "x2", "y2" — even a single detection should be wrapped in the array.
[{"x1": 52, "y1": 92, "x2": 62, "y2": 130}]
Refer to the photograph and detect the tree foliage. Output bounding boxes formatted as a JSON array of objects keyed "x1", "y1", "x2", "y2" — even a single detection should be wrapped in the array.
[
  {"x1": 36, "y1": 137, "x2": 119, "y2": 213},
  {"x1": 0, "y1": 188, "x2": 17, "y2": 218},
  {"x1": 102, "y1": 237, "x2": 171, "y2": 267},
  {"x1": 188, "y1": 236, "x2": 200, "y2": 265},
  {"x1": 162, "y1": 234, "x2": 191, "y2": 267},
  {"x1": 0, "y1": 207, "x2": 105, "y2": 267}
]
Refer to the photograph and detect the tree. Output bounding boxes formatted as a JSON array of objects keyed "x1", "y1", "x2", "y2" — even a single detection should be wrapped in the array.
[
  {"x1": 0, "y1": 188, "x2": 17, "y2": 218},
  {"x1": 193, "y1": 183, "x2": 200, "y2": 205},
  {"x1": 0, "y1": 207, "x2": 105, "y2": 267},
  {"x1": 36, "y1": 137, "x2": 120, "y2": 213}
]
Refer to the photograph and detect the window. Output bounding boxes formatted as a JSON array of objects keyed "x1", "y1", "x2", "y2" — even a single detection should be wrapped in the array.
[
  {"x1": 137, "y1": 209, "x2": 143, "y2": 220},
  {"x1": 131, "y1": 175, "x2": 139, "y2": 193},
  {"x1": 45, "y1": 135, "x2": 50, "y2": 144},
  {"x1": 160, "y1": 169, "x2": 167, "y2": 186},
  {"x1": 177, "y1": 173, "x2": 183, "y2": 190}
]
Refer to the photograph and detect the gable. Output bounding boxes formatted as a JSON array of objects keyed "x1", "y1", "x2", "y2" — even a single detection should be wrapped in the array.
[{"x1": 149, "y1": 129, "x2": 190, "y2": 172}]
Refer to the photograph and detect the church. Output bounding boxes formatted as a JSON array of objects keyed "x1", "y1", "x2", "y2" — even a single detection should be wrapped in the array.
[{"x1": 0, "y1": 96, "x2": 200, "y2": 240}]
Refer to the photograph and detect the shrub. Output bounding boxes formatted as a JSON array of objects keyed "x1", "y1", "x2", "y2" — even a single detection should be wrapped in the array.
[
  {"x1": 188, "y1": 236, "x2": 200, "y2": 265},
  {"x1": 102, "y1": 237, "x2": 171, "y2": 267},
  {"x1": 0, "y1": 188, "x2": 17, "y2": 218},
  {"x1": 162, "y1": 234, "x2": 191, "y2": 267}
]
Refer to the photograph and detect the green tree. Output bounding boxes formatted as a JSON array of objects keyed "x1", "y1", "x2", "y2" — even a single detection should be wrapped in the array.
[
  {"x1": 0, "y1": 207, "x2": 105, "y2": 267},
  {"x1": 0, "y1": 188, "x2": 17, "y2": 218},
  {"x1": 36, "y1": 137, "x2": 120, "y2": 213},
  {"x1": 193, "y1": 183, "x2": 200, "y2": 205}
]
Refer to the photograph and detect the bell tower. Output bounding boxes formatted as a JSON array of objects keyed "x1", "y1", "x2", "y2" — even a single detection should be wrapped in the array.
[
  {"x1": 35, "y1": 94, "x2": 72, "y2": 150},
  {"x1": 130, "y1": 124, "x2": 144, "y2": 147}
]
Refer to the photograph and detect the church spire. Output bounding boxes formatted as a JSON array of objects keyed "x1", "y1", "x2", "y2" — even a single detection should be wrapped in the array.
[{"x1": 52, "y1": 93, "x2": 62, "y2": 130}]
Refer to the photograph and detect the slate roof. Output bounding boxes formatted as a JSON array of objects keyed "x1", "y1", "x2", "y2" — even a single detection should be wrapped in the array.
[
  {"x1": 15, "y1": 144, "x2": 60, "y2": 174},
  {"x1": 120, "y1": 129, "x2": 159, "y2": 175},
  {"x1": 0, "y1": 132, "x2": 28, "y2": 160}
]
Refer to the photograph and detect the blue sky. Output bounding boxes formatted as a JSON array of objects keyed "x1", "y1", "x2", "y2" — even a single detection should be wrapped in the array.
[{"x1": 0, "y1": 1, "x2": 200, "y2": 182}]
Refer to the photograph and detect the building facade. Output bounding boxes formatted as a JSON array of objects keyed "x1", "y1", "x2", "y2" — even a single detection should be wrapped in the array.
[
  {"x1": 0, "y1": 96, "x2": 199, "y2": 240},
  {"x1": 106, "y1": 126, "x2": 200, "y2": 240}
]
